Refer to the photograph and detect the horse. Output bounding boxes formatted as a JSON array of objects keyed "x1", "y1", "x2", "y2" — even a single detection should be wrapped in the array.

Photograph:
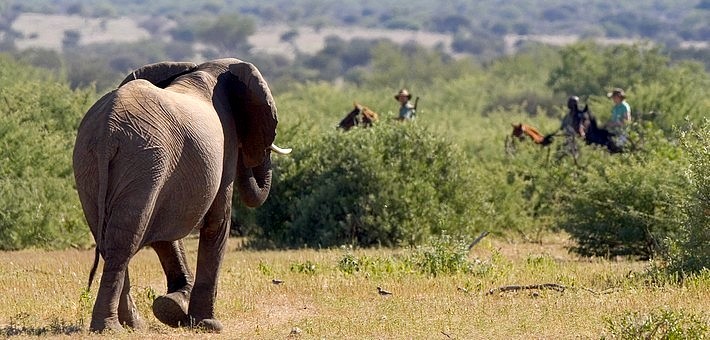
[
  {"x1": 337, "y1": 102, "x2": 379, "y2": 131},
  {"x1": 510, "y1": 123, "x2": 555, "y2": 146},
  {"x1": 584, "y1": 114, "x2": 623, "y2": 153},
  {"x1": 561, "y1": 96, "x2": 623, "y2": 153}
]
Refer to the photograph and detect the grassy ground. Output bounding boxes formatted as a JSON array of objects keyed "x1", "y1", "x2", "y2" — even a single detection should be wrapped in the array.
[{"x1": 0, "y1": 234, "x2": 708, "y2": 339}]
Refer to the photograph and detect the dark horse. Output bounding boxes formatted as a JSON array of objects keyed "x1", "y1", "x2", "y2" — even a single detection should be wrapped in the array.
[
  {"x1": 585, "y1": 114, "x2": 623, "y2": 153},
  {"x1": 545, "y1": 96, "x2": 623, "y2": 153},
  {"x1": 561, "y1": 96, "x2": 623, "y2": 153},
  {"x1": 337, "y1": 102, "x2": 379, "y2": 131}
]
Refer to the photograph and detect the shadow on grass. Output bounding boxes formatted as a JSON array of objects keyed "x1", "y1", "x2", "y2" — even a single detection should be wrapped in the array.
[{"x1": 1, "y1": 318, "x2": 83, "y2": 337}]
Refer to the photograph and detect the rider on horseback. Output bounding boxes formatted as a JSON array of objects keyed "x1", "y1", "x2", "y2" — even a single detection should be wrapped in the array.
[{"x1": 561, "y1": 96, "x2": 590, "y2": 138}]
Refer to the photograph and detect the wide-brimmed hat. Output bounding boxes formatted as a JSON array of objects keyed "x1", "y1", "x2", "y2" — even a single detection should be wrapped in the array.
[
  {"x1": 607, "y1": 88, "x2": 626, "y2": 99},
  {"x1": 394, "y1": 88, "x2": 412, "y2": 100}
]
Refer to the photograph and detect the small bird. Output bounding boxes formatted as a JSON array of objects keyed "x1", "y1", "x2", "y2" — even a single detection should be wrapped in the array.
[
  {"x1": 272, "y1": 279, "x2": 284, "y2": 285},
  {"x1": 377, "y1": 286, "x2": 392, "y2": 296}
]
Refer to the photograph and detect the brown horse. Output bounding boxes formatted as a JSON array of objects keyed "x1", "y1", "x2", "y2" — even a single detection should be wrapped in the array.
[
  {"x1": 337, "y1": 102, "x2": 379, "y2": 131},
  {"x1": 511, "y1": 123, "x2": 554, "y2": 146}
]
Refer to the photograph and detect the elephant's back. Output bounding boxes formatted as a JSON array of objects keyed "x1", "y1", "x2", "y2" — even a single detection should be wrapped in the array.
[{"x1": 74, "y1": 80, "x2": 226, "y2": 242}]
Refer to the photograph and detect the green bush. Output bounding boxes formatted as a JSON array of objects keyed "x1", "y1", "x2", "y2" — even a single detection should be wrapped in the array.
[
  {"x1": 560, "y1": 137, "x2": 690, "y2": 259},
  {"x1": 0, "y1": 55, "x2": 94, "y2": 250},
  {"x1": 603, "y1": 308, "x2": 709, "y2": 339},
  {"x1": 664, "y1": 120, "x2": 710, "y2": 276},
  {"x1": 410, "y1": 233, "x2": 474, "y2": 276},
  {"x1": 336, "y1": 234, "x2": 485, "y2": 277},
  {"x1": 250, "y1": 123, "x2": 484, "y2": 248}
]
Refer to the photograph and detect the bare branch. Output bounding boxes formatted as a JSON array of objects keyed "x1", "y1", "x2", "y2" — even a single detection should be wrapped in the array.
[{"x1": 468, "y1": 231, "x2": 490, "y2": 250}]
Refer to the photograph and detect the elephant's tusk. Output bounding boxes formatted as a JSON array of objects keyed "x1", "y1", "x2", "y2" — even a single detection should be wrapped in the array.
[{"x1": 270, "y1": 143, "x2": 292, "y2": 155}]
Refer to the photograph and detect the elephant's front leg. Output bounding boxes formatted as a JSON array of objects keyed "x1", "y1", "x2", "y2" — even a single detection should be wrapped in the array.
[
  {"x1": 187, "y1": 206, "x2": 230, "y2": 333},
  {"x1": 151, "y1": 240, "x2": 194, "y2": 327}
]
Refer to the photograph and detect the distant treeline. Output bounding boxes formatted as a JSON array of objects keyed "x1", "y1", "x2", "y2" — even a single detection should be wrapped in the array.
[{"x1": 1, "y1": 0, "x2": 709, "y2": 93}]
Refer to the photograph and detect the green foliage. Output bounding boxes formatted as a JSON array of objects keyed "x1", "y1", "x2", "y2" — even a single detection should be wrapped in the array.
[
  {"x1": 63, "y1": 40, "x2": 176, "y2": 91},
  {"x1": 289, "y1": 260, "x2": 318, "y2": 275},
  {"x1": 483, "y1": 45, "x2": 561, "y2": 116},
  {"x1": 336, "y1": 234, "x2": 482, "y2": 277},
  {"x1": 547, "y1": 42, "x2": 672, "y2": 96},
  {"x1": 663, "y1": 120, "x2": 710, "y2": 276},
  {"x1": 0, "y1": 12, "x2": 707, "y2": 256},
  {"x1": 0, "y1": 55, "x2": 94, "y2": 250},
  {"x1": 560, "y1": 138, "x2": 690, "y2": 259},
  {"x1": 359, "y1": 41, "x2": 480, "y2": 89},
  {"x1": 630, "y1": 63, "x2": 710, "y2": 132},
  {"x1": 193, "y1": 13, "x2": 256, "y2": 55},
  {"x1": 251, "y1": 123, "x2": 484, "y2": 249},
  {"x1": 337, "y1": 251, "x2": 410, "y2": 276},
  {"x1": 409, "y1": 233, "x2": 474, "y2": 276},
  {"x1": 603, "y1": 308, "x2": 709, "y2": 339}
]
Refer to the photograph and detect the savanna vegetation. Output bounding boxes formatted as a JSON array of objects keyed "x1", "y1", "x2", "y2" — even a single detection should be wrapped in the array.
[
  {"x1": 1, "y1": 236, "x2": 709, "y2": 338},
  {"x1": 2, "y1": 0, "x2": 709, "y2": 93},
  {"x1": 0, "y1": 1, "x2": 708, "y2": 336}
]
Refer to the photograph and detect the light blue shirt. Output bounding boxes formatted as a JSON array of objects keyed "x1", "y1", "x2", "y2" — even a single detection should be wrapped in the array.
[
  {"x1": 610, "y1": 101, "x2": 630, "y2": 125},
  {"x1": 399, "y1": 101, "x2": 415, "y2": 120}
]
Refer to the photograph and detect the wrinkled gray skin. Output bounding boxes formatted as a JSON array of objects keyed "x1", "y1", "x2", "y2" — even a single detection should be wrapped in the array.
[{"x1": 73, "y1": 58, "x2": 279, "y2": 333}]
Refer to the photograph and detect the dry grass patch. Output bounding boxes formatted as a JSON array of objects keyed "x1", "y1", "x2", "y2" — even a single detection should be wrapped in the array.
[{"x1": 0, "y1": 234, "x2": 708, "y2": 339}]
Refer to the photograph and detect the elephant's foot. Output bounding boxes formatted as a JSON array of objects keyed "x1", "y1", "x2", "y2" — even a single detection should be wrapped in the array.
[
  {"x1": 90, "y1": 316, "x2": 124, "y2": 333},
  {"x1": 152, "y1": 292, "x2": 189, "y2": 327},
  {"x1": 193, "y1": 318, "x2": 223, "y2": 333},
  {"x1": 119, "y1": 314, "x2": 146, "y2": 330},
  {"x1": 119, "y1": 296, "x2": 146, "y2": 330}
]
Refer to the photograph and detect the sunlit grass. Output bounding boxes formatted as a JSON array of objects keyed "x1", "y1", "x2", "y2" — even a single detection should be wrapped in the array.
[{"x1": 1, "y1": 234, "x2": 707, "y2": 338}]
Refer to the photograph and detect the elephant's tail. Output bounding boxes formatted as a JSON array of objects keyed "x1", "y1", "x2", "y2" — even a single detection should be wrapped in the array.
[
  {"x1": 87, "y1": 248, "x2": 100, "y2": 291},
  {"x1": 87, "y1": 136, "x2": 116, "y2": 292}
]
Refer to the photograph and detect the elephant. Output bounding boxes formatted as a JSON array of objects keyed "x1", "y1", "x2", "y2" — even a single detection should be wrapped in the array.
[{"x1": 72, "y1": 58, "x2": 290, "y2": 333}]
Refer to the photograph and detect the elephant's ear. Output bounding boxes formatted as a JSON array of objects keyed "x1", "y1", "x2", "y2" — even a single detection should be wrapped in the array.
[
  {"x1": 118, "y1": 61, "x2": 198, "y2": 88},
  {"x1": 229, "y1": 61, "x2": 278, "y2": 168}
]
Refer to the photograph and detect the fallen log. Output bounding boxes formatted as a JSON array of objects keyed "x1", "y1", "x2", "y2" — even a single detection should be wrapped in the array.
[{"x1": 486, "y1": 283, "x2": 566, "y2": 295}]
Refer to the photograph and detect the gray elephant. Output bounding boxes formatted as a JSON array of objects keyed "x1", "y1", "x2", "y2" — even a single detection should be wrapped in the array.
[{"x1": 73, "y1": 58, "x2": 290, "y2": 333}]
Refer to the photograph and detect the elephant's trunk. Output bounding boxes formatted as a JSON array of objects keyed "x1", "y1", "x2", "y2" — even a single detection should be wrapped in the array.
[{"x1": 236, "y1": 150, "x2": 272, "y2": 208}]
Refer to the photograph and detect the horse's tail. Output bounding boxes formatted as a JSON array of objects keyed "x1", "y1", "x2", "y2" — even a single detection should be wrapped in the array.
[
  {"x1": 541, "y1": 129, "x2": 563, "y2": 146},
  {"x1": 541, "y1": 133, "x2": 556, "y2": 146}
]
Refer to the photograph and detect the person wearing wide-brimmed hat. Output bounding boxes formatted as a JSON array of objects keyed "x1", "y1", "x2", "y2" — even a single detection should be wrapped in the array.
[
  {"x1": 606, "y1": 88, "x2": 631, "y2": 129},
  {"x1": 606, "y1": 87, "x2": 631, "y2": 146},
  {"x1": 394, "y1": 88, "x2": 415, "y2": 121}
]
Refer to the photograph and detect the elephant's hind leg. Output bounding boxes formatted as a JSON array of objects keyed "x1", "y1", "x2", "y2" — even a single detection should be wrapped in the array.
[
  {"x1": 151, "y1": 240, "x2": 194, "y2": 327},
  {"x1": 90, "y1": 197, "x2": 151, "y2": 332},
  {"x1": 90, "y1": 252, "x2": 130, "y2": 332},
  {"x1": 117, "y1": 269, "x2": 145, "y2": 330}
]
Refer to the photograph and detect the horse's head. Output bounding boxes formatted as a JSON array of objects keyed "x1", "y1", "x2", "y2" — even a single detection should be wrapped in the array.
[
  {"x1": 337, "y1": 103, "x2": 362, "y2": 131},
  {"x1": 338, "y1": 102, "x2": 379, "y2": 130}
]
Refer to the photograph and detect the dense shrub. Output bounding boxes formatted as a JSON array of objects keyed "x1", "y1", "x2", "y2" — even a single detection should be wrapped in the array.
[
  {"x1": 249, "y1": 123, "x2": 485, "y2": 248},
  {"x1": 559, "y1": 136, "x2": 690, "y2": 259},
  {"x1": 664, "y1": 119, "x2": 710, "y2": 276},
  {"x1": 0, "y1": 55, "x2": 94, "y2": 250}
]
